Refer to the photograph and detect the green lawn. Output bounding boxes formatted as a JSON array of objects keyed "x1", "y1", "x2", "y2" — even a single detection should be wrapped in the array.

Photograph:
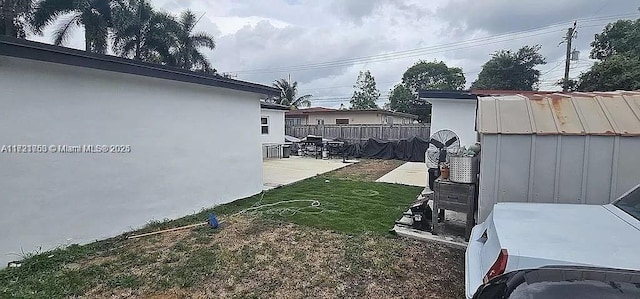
[
  {"x1": 141, "y1": 175, "x2": 422, "y2": 235},
  {"x1": 0, "y1": 175, "x2": 426, "y2": 298}
]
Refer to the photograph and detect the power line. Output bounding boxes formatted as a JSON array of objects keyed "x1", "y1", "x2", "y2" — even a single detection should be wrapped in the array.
[
  {"x1": 232, "y1": 28, "x2": 565, "y2": 74},
  {"x1": 224, "y1": 13, "x2": 636, "y2": 75}
]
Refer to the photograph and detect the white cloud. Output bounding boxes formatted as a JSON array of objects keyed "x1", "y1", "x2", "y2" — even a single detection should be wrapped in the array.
[{"x1": 27, "y1": 0, "x2": 637, "y2": 107}]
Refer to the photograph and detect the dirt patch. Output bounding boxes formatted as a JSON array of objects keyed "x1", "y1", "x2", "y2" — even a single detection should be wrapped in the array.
[
  {"x1": 78, "y1": 216, "x2": 464, "y2": 298},
  {"x1": 327, "y1": 159, "x2": 406, "y2": 181}
]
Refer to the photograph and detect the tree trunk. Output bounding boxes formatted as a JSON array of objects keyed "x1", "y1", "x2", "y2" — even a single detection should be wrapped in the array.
[
  {"x1": 135, "y1": 36, "x2": 140, "y2": 60},
  {"x1": 3, "y1": 8, "x2": 16, "y2": 37},
  {"x1": 84, "y1": 31, "x2": 91, "y2": 52}
]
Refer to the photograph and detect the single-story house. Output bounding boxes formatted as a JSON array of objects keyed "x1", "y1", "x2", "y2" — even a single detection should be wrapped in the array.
[
  {"x1": 476, "y1": 91, "x2": 640, "y2": 222},
  {"x1": 260, "y1": 102, "x2": 289, "y2": 158},
  {"x1": 0, "y1": 36, "x2": 279, "y2": 266},
  {"x1": 285, "y1": 107, "x2": 419, "y2": 126}
]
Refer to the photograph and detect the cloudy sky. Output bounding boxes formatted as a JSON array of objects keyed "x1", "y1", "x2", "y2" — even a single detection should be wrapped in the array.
[{"x1": 29, "y1": 0, "x2": 640, "y2": 108}]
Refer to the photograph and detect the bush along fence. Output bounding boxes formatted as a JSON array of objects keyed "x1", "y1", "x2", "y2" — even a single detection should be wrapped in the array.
[{"x1": 285, "y1": 124, "x2": 431, "y2": 144}]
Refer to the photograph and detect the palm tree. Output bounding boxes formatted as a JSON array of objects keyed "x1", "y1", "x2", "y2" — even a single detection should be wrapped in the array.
[
  {"x1": 31, "y1": 0, "x2": 113, "y2": 53},
  {"x1": 1, "y1": 0, "x2": 33, "y2": 38},
  {"x1": 170, "y1": 10, "x2": 215, "y2": 72},
  {"x1": 272, "y1": 78, "x2": 312, "y2": 109},
  {"x1": 111, "y1": 0, "x2": 177, "y2": 64}
]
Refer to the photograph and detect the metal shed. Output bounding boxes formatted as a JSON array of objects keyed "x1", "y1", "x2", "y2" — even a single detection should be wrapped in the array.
[{"x1": 476, "y1": 91, "x2": 640, "y2": 222}]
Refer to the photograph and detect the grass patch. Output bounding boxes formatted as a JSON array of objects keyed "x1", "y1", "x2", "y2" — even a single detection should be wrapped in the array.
[
  {"x1": 0, "y1": 170, "x2": 425, "y2": 298},
  {"x1": 139, "y1": 176, "x2": 421, "y2": 235}
]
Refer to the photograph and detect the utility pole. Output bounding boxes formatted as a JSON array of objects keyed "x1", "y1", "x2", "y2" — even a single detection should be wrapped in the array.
[{"x1": 562, "y1": 21, "x2": 577, "y2": 91}]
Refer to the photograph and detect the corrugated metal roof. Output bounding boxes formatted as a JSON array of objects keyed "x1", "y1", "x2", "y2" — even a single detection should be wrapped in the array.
[{"x1": 477, "y1": 91, "x2": 640, "y2": 136}]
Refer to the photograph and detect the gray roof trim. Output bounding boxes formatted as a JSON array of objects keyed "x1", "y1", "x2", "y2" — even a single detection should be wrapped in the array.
[
  {"x1": 0, "y1": 36, "x2": 280, "y2": 96},
  {"x1": 260, "y1": 102, "x2": 290, "y2": 111}
]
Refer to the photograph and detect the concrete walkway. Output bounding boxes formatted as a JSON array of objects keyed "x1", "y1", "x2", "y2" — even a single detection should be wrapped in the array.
[
  {"x1": 263, "y1": 156, "x2": 352, "y2": 190},
  {"x1": 375, "y1": 162, "x2": 427, "y2": 187}
]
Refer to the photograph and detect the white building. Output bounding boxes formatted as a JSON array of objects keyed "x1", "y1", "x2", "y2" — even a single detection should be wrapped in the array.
[
  {"x1": 420, "y1": 91, "x2": 478, "y2": 147},
  {"x1": 260, "y1": 102, "x2": 289, "y2": 158},
  {"x1": 0, "y1": 36, "x2": 279, "y2": 266}
]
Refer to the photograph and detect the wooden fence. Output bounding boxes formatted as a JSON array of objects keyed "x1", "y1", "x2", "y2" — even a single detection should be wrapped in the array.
[{"x1": 286, "y1": 124, "x2": 431, "y2": 143}]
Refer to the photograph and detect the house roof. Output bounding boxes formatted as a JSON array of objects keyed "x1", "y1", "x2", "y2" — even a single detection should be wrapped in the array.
[
  {"x1": 260, "y1": 102, "x2": 290, "y2": 111},
  {"x1": 477, "y1": 91, "x2": 640, "y2": 136},
  {"x1": 285, "y1": 107, "x2": 419, "y2": 119},
  {"x1": 285, "y1": 107, "x2": 337, "y2": 116},
  {"x1": 419, "y1": 90, "x2": 477, "y2": 100},
  {"x1": 0, "y1": 36, "x2": 280, "y2": 96}
]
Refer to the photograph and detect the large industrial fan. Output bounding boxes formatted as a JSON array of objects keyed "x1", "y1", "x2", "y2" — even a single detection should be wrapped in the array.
[{"x1": 426, "y1": 129, "x2": 460, "y2": 168}]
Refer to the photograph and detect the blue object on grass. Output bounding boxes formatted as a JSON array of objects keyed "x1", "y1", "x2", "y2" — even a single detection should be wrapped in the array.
[{"x1": 208, "y1": 212, "x2": 219, "y2": 228}]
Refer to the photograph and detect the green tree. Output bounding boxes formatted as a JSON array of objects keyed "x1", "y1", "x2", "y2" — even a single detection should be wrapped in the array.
[
  {"x1": 111, "y1": 0, "x2": 177, "y2": 63},
  {"x1": 350, "y1": 70, "x2": 380, "y2": 109},
  {"x1": 574, "y1": 19, "x2": 640, "y2": 91},
  {"x1": 388, "y1": 83, "x2": 429, "y2": 122},
  {"x1": 1, "y1": 0, "x2": 34, "y2": 38},
  {"x1": 170, "y1": 10, "x2": 216, "y2": 72},
  {"x1": 32, "y1": 0, "x2": 113, "y2": 53},
  {"x1": 471, "y1": 45, "x2": 546, "y2": 90},
  {"x1": 578, "y1": 54, "x2": 640, "y2": 91},
  {"x1": 402, "y1": 61, "x2": 465, "y2": 92},
  {"x1": 272, "y1": 78, "x2": 311, "y2": 109},
  {"x1": 388, "y1": 84, "x2": 413, "y2": 113},
  {"x1": 590, "y1": 19, "x2": 640, "y2": 60}
]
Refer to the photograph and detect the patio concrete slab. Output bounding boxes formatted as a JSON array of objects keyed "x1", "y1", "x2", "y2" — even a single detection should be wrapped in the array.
[
  {"x1": 263, "y1": 156, "x2": 352, "y2": 190},
  {"x1": 375, "y1": 162, "x2": 427, "y2": 187}
]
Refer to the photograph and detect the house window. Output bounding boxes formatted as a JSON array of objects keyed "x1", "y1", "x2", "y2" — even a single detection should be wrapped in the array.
[
  {"x1": 261, "y1": 117, "x2": 269, "y2": 134},
  {"x1": 286, "y1": 118, "x2": 302, "y2": 127},
  {"x1": 386, "y1": 116, "x2": 393, "y2": 125},
  {"x1": 336, "y1": 118, "x2": 349, "y2": 125},
  {"x1": 317, "y1": 119, "x2": 325, "y2": 125}
]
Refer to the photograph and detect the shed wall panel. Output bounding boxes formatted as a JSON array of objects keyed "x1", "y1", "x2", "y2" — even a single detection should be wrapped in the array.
[
  {"x1": 496, "y1": 136, "x2": 531, "y2": 203},
  {"x1": 530, "y1": 136, "x2": 557, "y2": 203},
  {"x1": 478, "y1": 134, "x2": 640, "y2": 222},
  {"x1": 584, "y1": 136, "x2": 614, "y2": 205},
  {"x1": 556, "y1": 137, "x2": 586, "y2": 204},
  {"x1": 615, "y1": 137, "x2": 640, "y2": 199}
]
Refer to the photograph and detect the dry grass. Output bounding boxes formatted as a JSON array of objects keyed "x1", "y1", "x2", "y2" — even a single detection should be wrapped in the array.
[
  {"x1": 327, "y1": 159, "x2": 406, "y2": 181},
  {"x1": 76, "y1": 216, "x2": 464, "y2": 299},
  {"x1": 1, "y1": 160, "x2": 465, "y2": 298}
]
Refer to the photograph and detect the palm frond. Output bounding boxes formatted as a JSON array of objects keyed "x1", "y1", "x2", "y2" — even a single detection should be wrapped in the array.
[
  {"x1": 179, "y1": 10, "x2": 197, "y2": 32},
  {"x1": 190, "y1": 32, "x2": 215, "y2": 49},
  {"x1": 52, "y1": 13, "x2": 81, "y2": 45},
  {"x1": 31, "y1": 0, "x2": 74, "y2": 33}
]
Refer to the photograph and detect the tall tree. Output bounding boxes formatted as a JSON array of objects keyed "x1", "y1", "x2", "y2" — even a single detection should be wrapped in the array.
[
  {"x1": 574, "y1": 19, "x2": 640, "y2": 91},
  {"x1": 350, "y1": 70, "x2": 380, "y2": 109},
  {"x1": 578, "y1": 54, "x2": 640, "y2": 91},
  {"x1": 388, "y1": 83, "x2": 429, "y2": 122},
  {"x1": 32, "y1": 0, "x2": 113, "y2": 53},
  {"x1": 590, "y1": 19, "x2": 640, "y2": 61},
  {"x1": 272, "y1": 78, "x2": 311, "y2": 109},
  {"x1": 170, "y1": 10, "x2": 215, "y2": 72},
  {"x1": 1, "y1": 0, "x2": 33, "y2": 38},
  {"x1": 396, "y1": 61, "x2": 464, "y2": 122},
  {"x1": 388, "y1": 84, "x2": 413, "y2": 113},
  {"x1": 471, "y1": 45, "x2": 546, "y2": 90},
  {"x1": 402, "y1": 61, "x2": 465, "y2": 92},
  {"x1": 111, "y1": 0, "x2": 177, "y2": 63}
]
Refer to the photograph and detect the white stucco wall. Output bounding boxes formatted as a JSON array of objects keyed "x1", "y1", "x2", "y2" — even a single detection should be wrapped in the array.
[
  {"x1": 426, "y1": 98, "x2": 478, "y2": 147},
  {"x1": 0, "y1": 56, "x2": 264, "y2": 266},
  {"x1": 260, "y1": 108, "x2": 285, "y2": 144}
]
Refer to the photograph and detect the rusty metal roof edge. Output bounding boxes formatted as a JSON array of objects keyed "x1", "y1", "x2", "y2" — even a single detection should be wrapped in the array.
[{"x1": 477, "y1": 91, "x2": 640, "y2": 136}]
